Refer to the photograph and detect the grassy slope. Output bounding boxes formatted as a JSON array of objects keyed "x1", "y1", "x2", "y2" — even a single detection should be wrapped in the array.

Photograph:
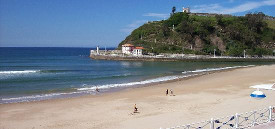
[{"x1": 265, "y1": 20, "x2": 275, "y2": 29}]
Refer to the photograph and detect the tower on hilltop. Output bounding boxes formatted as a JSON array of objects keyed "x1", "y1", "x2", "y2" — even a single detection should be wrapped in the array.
[{"x1": 182, "y1": 7, "x2": 190, "y2": 13}]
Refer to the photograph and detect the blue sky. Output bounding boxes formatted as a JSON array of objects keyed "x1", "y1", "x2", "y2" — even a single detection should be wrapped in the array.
[{"x1": 0, "y1": 0, "x2": 274, "y2": 47}]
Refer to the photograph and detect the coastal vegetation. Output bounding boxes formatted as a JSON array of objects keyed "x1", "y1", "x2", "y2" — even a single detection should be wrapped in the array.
[{"x1": 118, "y1": 12, "x2": 275, "y2": 57}]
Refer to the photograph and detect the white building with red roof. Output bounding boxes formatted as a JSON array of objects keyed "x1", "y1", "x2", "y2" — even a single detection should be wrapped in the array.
[
  {"x1": 122, "y1": 44, "x2": 135, "y2": 55},
  {"x1": 122, "y1": 44, "x2": 144, "y2": 56},
  {"x1": 133, "y1": 47, "x2": 144, "y2": 56}
]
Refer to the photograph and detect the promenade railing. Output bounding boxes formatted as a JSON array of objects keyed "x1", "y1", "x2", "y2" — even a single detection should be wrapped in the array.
[{"x1": 162, "y1": 106, "x2": 274, "y2": 129}]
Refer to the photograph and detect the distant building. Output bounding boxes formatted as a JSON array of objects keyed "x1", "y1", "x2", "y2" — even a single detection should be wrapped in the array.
[
  {"x1": 122, "y1": 44, "x2": 144, "y2": 56},
  {"x1": 133, "y1": 47, "x2": 144, "y2": 56},
  {"x1": 182, "y1": 7, "x2": 190, "y2": 13},
  {"x1": 181, "y1": 7, "x2": 233, "y2": 17},
  {"x1": 122, "y1": 44, "x2": 135, "y2": 55}
]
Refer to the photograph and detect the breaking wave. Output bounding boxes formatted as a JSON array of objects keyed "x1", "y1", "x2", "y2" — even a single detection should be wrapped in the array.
[
  {"x1": 77, "y1": 74, "x2": 196, "y2": 91},
  {"x1": 0, "y1": 70, "x2": 39, "y2": 74},
  {"x1": 182, "y1": 65, "x2": 255, "y2": 74}
]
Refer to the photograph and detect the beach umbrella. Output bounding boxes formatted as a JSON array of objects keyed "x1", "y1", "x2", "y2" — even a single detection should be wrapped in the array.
[{"x1": 250, "y1": 89, "x2": 266, "y2": 99}]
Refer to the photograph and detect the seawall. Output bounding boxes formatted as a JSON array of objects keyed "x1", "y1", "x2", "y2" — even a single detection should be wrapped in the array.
[{"x1": 90, "y1": 54, "x2": 275, "y2": 62}]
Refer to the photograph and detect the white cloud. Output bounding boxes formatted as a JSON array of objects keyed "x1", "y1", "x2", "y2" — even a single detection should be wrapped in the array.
[
  {"x1": 263, "y1": 0, "x2": 275, "y2": 5},
  {"x1": 120, "y1": 20, "x2": 147, "y2": 33},
  {"x1": 143, "y1": 13, "x2": 170, "y2": 19},
  {"x1": 192, "y1": 4, "x2": 222, "y2": 13},
  {"x1": 192, "y1": 0, "x2": 275, "y2": 14}
]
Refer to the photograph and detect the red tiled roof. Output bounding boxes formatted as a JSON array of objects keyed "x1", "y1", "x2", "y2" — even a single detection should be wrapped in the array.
[{"x1": 135, "y1": 47, "x2": 144, "y2": 49}]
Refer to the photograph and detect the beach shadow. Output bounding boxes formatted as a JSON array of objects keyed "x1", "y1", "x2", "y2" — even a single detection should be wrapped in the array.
[{"x1": 130, "y1": 111, "x2": 140, "y2": 115}]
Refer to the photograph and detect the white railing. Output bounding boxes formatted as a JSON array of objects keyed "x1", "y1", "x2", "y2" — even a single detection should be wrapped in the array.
[{"x1": 161, "y1": 106, "x2": 274, "y2": 129}]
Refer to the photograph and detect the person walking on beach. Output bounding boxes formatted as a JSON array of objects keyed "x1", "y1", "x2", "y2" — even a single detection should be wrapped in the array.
[
  {"x1": 170, "y1": 89, "x2": 173, "y2": 96},
  {"x1": 166, "y1": 89, "x2": 169, "y2": 96},
  {"x1": 134, "y1": 104, "x2": 138, "y2": 113}
]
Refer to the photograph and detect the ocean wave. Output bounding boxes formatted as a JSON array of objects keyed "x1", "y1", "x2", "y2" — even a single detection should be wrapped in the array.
[
  {"x1": 0, "y1": 70, "x2": 49, "y2": 80},
  {"x1": 39, "y1": 70, "x2": 73, "y2": 73},
  {"x1": 0, "y1": 91, "x2": 91, "y2": 104},
  {"x1": 0, "y1": 70, "x2": 85, "y2": 75},
  {"x1": 0, "y1": 69, "x2": 85, "y2": 76},
  {"x1": 77, "y1": 74, "x2": 197, "y2": 91},
  {"x1": 0, "y1": 70, "x2": 39, "y2": 74},
  {"x1": 182, "y1": 65, "x2": 255, "y2": 74}
]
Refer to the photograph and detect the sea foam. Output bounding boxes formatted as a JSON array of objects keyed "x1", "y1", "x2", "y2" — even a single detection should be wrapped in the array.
[
  {"x1": 0, "y1": 70, "x2": 39, "y2": 74},
  {"x1": 0, "y1": 91, "x2": 91, "y2": 104},
  {"x1": 77, "y1": 74, "x2": 196, "y2": 91},
  {"x1": 0, "y1": 70, "x2": 41, "y2": 80},
  {"x1": 182, "y1": 65, "x2": 255, "y2": 74}
]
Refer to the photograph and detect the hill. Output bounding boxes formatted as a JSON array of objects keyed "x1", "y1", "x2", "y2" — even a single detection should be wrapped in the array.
[{"x1": 118, "y1": 12, "x2": 275, "y2": 57}]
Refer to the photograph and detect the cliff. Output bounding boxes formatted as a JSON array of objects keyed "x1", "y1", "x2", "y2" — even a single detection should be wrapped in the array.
[{"x1": 118, "y1": 12, "x2": 275, "y2": 57}]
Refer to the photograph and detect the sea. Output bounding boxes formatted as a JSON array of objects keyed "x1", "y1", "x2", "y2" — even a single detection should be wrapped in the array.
[{"x1": 0, "y1": 47, "x2": 273, "y2": 104}]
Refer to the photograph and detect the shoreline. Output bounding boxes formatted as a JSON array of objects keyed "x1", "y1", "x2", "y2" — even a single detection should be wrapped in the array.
[
  {"x1": 1, "y1": 65, "x2": 275, "y2": 129},
  {"x1": 0, "y1": 65, "x2": 258, "y2": 104}
]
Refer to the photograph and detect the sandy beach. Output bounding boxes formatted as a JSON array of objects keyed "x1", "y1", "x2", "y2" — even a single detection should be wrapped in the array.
[{"x1": 1, "y1": 65, "x2": 275, "y2": 129}]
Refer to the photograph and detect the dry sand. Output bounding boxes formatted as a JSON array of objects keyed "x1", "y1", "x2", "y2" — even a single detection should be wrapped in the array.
[{"x1": 1, "y1": 65, "x2": 275, "y2": 129}]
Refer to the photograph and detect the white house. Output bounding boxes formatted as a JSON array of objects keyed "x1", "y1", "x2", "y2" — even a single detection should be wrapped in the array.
[
  {"x1": 133, "y1": 47, "x2": 144, "y2": 56},
  {"x1": 122, "y1": 44, "x2": 135, "y2": 55},
  {"x1": 183, "y1": 7, "x2": 190, "y2": 13}
]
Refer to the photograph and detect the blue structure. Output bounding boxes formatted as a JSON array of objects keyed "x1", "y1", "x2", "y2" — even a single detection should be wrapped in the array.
[{"x1": 250, "y1": 90, "x2": 266, "y2": 98}]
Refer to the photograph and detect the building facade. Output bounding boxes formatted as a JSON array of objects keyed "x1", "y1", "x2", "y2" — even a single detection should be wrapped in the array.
[
  {"x1": 122, "y1": 44, "x2": 144, "y2": 56},
  {"x1": 133, "y1": 47, "x2": 144, "y2": 56},
  {"x1": 122, "y1": 44, "x2": 135, "y2": 55},
  {"x1": 182, "y1": 7, "x2": 190, "y2": 13}
]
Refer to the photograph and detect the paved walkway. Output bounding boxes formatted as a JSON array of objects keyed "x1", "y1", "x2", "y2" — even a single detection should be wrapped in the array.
[{"x1": 249, "y1": 121, "x2": 275, "y2": 129}]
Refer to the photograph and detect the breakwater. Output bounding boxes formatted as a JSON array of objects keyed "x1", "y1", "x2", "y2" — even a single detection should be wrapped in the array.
[{"x1": 90, "y1": 50, "x2": 275, "y2": 62}]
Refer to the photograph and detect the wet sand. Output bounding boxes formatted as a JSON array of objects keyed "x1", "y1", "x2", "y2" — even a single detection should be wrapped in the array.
[{"x1": 1, "y1": 65, "x2": 275, "y2": 129}]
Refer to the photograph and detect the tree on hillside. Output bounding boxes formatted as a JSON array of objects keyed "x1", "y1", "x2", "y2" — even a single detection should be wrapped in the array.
[
  {"x1": 245, "y1": 12, "x2": 266, "y2": 33},
  {"x1": 172, "y1": 6, "x2": 176, "y2": 14},
  {"x1": 215, "y1": 15, "x2": 224, "y2": 27}
]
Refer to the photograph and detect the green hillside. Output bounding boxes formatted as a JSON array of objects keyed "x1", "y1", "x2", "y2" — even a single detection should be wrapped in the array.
[
  {"x1": 118, "y1": 12, "x2": 275, "y2": 57},
  {"x1": 266, "y1": 20, "x2": 275, "y2": 29}
]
